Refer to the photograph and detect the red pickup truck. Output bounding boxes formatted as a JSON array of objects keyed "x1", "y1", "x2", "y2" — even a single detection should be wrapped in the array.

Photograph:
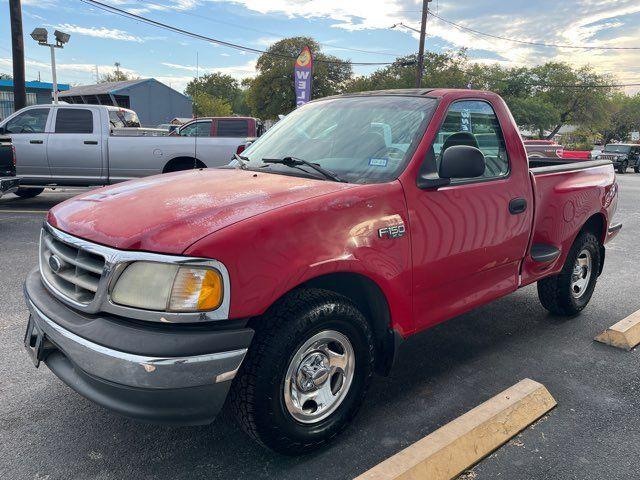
[{"x1": 23, "y1": 89, "x2": 620, "y2": 454}]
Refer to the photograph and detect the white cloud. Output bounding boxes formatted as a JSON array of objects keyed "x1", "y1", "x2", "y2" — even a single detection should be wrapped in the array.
[{"x1": 53, "y1": 24, "x2": 145, "y2": 42}]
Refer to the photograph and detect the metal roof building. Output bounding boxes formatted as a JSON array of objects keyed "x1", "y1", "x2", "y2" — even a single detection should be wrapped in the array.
[
  {"x1": 59, "y1": 78, "x2": 192, "y2": 127},
  {"x1": 0, "y1": 80, "x2": 70, "y2": 120}
]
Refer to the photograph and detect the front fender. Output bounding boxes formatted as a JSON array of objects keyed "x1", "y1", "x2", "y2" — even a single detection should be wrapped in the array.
[{"x1": 184, "y1": 181, "x2": 415, "y2": 336}]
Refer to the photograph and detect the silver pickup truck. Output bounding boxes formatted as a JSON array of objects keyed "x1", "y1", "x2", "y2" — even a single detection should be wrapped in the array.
[{"x1": 0, "y1": 104, "x2": 251, "y2": 198}]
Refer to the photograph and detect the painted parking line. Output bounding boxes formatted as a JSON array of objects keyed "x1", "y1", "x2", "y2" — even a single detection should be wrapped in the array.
[
  {"x1": 595, "y1": 309, "x2": 640, "y2": 350},
  {"x1": 354, "y1": 379, "x2": 556, "y2": 480},
  {"x1": 0, "y1": 209, "x2": 48, "y2": 214}
]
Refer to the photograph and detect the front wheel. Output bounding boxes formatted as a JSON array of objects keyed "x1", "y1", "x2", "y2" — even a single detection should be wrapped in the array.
[
  {"x1": 618, "y1": 161, "x2": 628, "y2": 174},
  {"x1": 230, "y1": 289, "x2": 374, "y2": 454},
  {"x1": 537, "y1": 231, "x2": 601, "y2": 316}
]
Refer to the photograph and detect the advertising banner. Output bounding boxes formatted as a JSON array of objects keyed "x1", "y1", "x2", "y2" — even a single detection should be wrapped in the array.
[{"x1": 294, "y1": 46, "x2": 313, "y2": 107}]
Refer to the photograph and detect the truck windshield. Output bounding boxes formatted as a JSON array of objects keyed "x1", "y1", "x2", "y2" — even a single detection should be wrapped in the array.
[
  {"x1": 241, "y1": 96, "x2": 437, "y2": 184},
  {"x1": 604, "y1": 145, "x2": 631, "y2": 154}
]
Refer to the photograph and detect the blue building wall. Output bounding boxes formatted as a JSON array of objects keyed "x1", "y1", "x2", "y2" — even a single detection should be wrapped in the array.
[
  {"x1": 115, "y1": 79, "x2": 192, "y2": 126},
  {"x1": 0, "y1": 80, "x2": 70, "y2": 120}
]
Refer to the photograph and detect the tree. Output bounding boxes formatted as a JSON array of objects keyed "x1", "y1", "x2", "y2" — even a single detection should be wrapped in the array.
[
  {"x1": 191, "y1": 92, "x2": 233, "y2": 117},
  {"x1": 99, "y1": 70, "x2": 139, "y2": 83},
  {"x1": 506, "y1": 97, "x2": 559, "y2": 138},
  {"x1": 599, "y1": 93, "x2": 640, "y2": 144},
  {"x1": 245, "y1": 37, "x2": 352, "y2": 119},
  {"x1": 529, "y1": 63, "x2": 613, "y2": 139},
  {"x1": 0, "y1": 73, "x2": 11, "y2": 80},
  {"x1": 185, "y1": 72, "x2": 248, "y2": 114}
]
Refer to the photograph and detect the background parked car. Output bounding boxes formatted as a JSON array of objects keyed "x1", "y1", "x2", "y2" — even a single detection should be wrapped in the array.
[
  {"x1": 0, "y1": 104, "x2": 255, "y2": 197},
  {"x1": 523, "y1": 139, "x2": 564, "y2": 158},
  {"x1": 595, "y1": 143, "x2": 640, "y2": 174}
]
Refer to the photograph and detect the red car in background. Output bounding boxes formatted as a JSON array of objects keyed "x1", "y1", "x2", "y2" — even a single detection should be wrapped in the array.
[{"x1": 523, "y1": 139, "x2": 564, "y2": 158}]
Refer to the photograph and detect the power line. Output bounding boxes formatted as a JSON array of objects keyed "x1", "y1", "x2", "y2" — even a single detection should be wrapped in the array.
[
  {"x1": 141, "y1": 0, "x2": 405, "y2": 58},
  {"x1": 80, "y1": 0, "x2": 409, "y2": 66},
  {"x1": 428, "y1": 10, "x2": 640, "y2": 51}
]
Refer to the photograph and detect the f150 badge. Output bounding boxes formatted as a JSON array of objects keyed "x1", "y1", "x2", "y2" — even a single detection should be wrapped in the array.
[{"x1": 378, "y1": 224, "x2": 406, "y2": 239}]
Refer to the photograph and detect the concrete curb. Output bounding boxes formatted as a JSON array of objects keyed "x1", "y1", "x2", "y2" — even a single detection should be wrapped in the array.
[
  {"x1": 354, "y1": 378, "x2": 556, "y2": 480},
  {"x1": 595, "y1": 310, "x2": 640, "y2": 350}
]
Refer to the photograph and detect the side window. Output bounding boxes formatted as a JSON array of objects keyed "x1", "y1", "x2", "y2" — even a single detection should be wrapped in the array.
[
  {"x1": 433, "y1": 100, "x2": 509, "y2": 180},
  {"x1": 179, "y1": 121, "x2": 211, "y2": 137},
  {"x1": 55, "y1": 109, "x2": 94, "y2": 134},
  {"x1": 217, "y1": 120, "x2": 249, "y2": 137},
  {"x1": 4, "y1": 108, "x2": 49, "y2": 133}
]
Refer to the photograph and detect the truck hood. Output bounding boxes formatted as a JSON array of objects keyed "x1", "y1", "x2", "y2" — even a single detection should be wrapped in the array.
[{"x1": 48, "y1": 169, "x2": 355, "y2": 254}]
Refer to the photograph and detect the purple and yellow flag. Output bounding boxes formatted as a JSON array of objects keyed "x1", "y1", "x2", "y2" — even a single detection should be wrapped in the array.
[{"x1": 294, "y1": 46, "x2": 313, "y2": 107}]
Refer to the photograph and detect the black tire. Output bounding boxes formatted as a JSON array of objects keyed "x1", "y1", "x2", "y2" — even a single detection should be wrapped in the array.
[
  {"x1": 14, "y1": 187, "x2": 44, "y2": 199},
  {"x1": 617, "y1": 161, "x2": 627, "y2": 174},
  {"x1": 634, "y1": 165, "x2": 639, "y2": 173},
  {"x1": 537, "y1": 231, "x2": 601, "y2": 316},
  {"x1": 230, "y1": 288, "x2": 375, "y2": 455}
]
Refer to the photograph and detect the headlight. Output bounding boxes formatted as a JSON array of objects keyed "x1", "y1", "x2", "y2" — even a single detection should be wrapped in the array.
[{"x1": 111, "y1": 262, "x2": 223, "y2": 312}]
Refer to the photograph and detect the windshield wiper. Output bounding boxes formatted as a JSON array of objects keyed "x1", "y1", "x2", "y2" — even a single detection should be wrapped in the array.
[
  {"x1": 233, "y1": 153, "x2": 248, "y2": 170},
  {"x1": 262, "y1": 156, "x2": 346, "y2": 183}
]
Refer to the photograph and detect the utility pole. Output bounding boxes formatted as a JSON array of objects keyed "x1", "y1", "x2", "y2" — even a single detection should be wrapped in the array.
[
  {"x1": 9, "y1": 0, "x2": 26, "y2": 111},
  {"x1": 415, "y1": 0, "x2": 431, "y2": 88}
]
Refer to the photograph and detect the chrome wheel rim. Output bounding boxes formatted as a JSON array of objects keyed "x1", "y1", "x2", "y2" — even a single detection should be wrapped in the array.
[
  {"x1": 283, "y1": 330, "x2": 355, "y2": 424},
  {"x1": 571, "y1": 249, "x2": 592, "y2": 299}
]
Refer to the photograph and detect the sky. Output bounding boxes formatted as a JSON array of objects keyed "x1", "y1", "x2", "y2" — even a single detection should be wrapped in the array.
[{"x1": 1, "y1": 0, "x2": 639, "y2": 95}]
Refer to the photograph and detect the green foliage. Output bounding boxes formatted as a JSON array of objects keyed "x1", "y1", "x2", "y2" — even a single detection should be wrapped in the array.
[
  {"x1": 0, "y1": 73, "x2": 11, "y2": 80},
  {"x1": 185, "y1": 72, "x2": 249, "y2": 114},
  {"x1": 598, "y1": 93, "x2": 640, "y2": 143},
  {"x1": 192, "y1": 92, "x2": 233, "y2": 117},
  {"x1": 98, "y1": 70, "x2": 139, "y2": 83},
  {"x1": 245, "y1": 37, "x2": 352, "y2": 119}
]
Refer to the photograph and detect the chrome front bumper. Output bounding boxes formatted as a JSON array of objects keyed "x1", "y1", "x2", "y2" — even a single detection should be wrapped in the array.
[
  {"x1": 24, "y1": 269, "x2": 253, "y2": 424},
  {"x1": 27, "y1": 299, "x2": 247, "y2": 389}
]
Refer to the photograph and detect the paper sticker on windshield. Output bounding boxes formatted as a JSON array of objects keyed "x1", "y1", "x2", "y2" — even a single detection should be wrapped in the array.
[{"x1": 369, "y1": 158, "x2": 388, "y2": 167}]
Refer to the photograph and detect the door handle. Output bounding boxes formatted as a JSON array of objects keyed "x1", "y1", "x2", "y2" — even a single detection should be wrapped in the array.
[
  {"x1": 509, "y1": 197, "x2": 527, "y2": 215},
  {"x1": 84, "y1": 140, "x2": 98, "y2": 145},
  {"x1": 29, "y1": 140, "x2": 43, "y2": 144}
]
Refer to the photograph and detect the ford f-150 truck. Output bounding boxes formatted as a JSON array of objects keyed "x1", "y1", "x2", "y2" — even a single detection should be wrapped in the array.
[
  {"x1": 23, "y1": 89, "x2": 620, "y2": 454},
  {"x1": 0, "y1": 104, "x2": 250, "y2": 198}
]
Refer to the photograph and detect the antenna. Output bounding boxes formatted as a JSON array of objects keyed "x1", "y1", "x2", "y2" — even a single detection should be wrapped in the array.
[{"x1": 193, "y1": 51, "x2": 198, "y2": 170}]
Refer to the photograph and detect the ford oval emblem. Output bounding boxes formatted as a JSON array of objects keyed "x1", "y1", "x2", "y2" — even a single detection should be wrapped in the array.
[{"x1": 48, "y1": 255, "x2": 62, "y2": 273}]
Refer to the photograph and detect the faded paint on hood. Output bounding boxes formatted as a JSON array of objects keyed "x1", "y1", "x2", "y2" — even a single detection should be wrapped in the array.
[{"x1": 48, "y1": 169, "x2": 355, "y2": 254}]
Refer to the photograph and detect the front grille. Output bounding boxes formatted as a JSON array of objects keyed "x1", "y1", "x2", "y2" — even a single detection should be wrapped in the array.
[{"x1": 40, "y1": 228, "x2": 106, "y2": 305}]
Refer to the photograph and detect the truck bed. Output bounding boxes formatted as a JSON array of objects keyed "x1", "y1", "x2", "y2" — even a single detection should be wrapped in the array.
[{"x1": 521, "y1": 157, "x2": 616, "y2": 286}]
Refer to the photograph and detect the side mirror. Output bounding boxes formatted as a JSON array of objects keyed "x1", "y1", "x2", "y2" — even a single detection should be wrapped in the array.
[
  {"x1": 438, "y1": 145, "x2": 486, "y2": 179},
  {"x1": 417, "y1": 145, "x2": 486, "y2": 190}
]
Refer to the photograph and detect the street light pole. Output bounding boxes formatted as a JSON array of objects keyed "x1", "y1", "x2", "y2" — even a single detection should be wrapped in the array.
[
  {"x1": 49, "y1": 45, "x2": 58, "y2": 104},
  {"x1": 415, "y1": 0, "x2": 431, "y2": 88},
  {"x1": 30, "y1": 28, "x2": 70, "y2": 104},
  {"x1": 9, "y1": 0, "x2": 26, "y2": 111}
]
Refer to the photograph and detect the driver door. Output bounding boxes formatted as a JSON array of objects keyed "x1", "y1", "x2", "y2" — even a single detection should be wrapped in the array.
[
  {"x1": 407, "y1": 99, "x2": 533, "y2": 330},
  {"x1": 3, "y1": 107, "x2": 52, "y2": 180}
]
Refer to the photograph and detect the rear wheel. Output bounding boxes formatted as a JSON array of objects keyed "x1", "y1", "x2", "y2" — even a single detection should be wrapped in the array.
[
  {"x1": 537, "y1": 231, "x2": 601, "y2": 316},
  {"x1": 230, "y1": 288, "x2": 374, "y2": 454},
  {"x1": 14, "y1": 187, "x2": 44, "y2": 199}
]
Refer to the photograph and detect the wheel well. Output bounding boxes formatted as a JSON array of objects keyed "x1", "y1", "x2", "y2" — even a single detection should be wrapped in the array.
[
  {"x1": 162, "y1": 157, "x2": 206, "y2": 173},
  {"x1": 580, "y1": 213, "x2": 606, "y2": 275},
  {"x1": 301, "y1": 272, "x2": 398, "y2": 376}
]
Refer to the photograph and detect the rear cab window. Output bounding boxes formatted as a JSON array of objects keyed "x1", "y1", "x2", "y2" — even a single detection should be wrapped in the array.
[
  {"x1": 179, "y1": 121, "x2": 212, "y2": 137},
  {"x1": 108, "y1": 109, "x2": 141, "y2": 128},
  {"x1": 55, "y1": 108, "x2": 94, "y2": 134},
  {"x1": 216, "y1": 119, "x2": 249, "y2": 137}
]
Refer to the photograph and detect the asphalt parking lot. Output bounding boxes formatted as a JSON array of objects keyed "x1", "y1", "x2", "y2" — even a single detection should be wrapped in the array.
[{"x1": 1, "y1": 177, "x2": 639, "y2": 480}]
